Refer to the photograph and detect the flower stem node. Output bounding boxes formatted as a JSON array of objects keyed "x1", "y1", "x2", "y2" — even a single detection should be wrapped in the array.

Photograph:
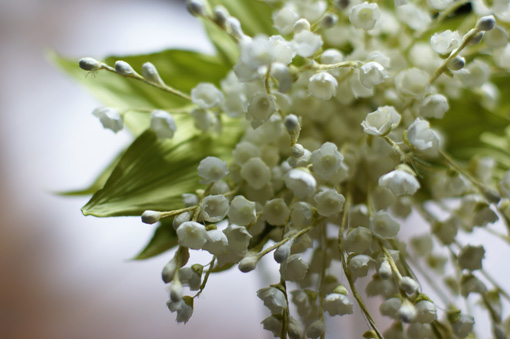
[
  {"x1": 114, "y1": 60, "x2": 136, "y2": 76},
  {"x1": 476, "y1": 15, "x2": 496, "y2": 32},
  {"x1": 141, "y1": 210, "x2": 161, "y2": 224},
  {"x1": 78, "y1": 57, "x2": 101, "y2": 71}
]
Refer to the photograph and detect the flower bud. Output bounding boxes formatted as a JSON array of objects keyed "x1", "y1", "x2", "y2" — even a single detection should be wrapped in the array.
[
  {"x1": 293, "y1": 30, "x2": 322, "y2": 57},
  {"x1": 141, "y1": 210, "x2": 161, "y2": 224},
  {"x1": 142, "y1": 62, "x2": 164, "y2": 84},
  {"x1": 290, "y1": 144, "x2": 305, "y2": 158},
  {"x1": 79, "y1": 57, "x2": 101, "y2": 71},
  {"x1": 186, "y1": 0, "x2": 205, "y2": 16},
  {"x1": 191, "y1": 83, "x2": 225, "y2": 109},
  {"x1": 284, "y1": 114, "x2": 301, "y2": 136},
  {"x1": 238, "y1": 254, "x2": 258, "y2": 272},
  {"x1": 399, "y1": 276, "x2": 419, "y2": 295},
  {"x1": 162, "y1": 258, "x2": 177, "y2": 283},
  {"x1": 398, "y1": 299, "x2": 417, "y2": 323},
  {"x1": 378, "y1": 258, "x2": 392, "y2": 279},
  {"x1": 308, "y1": 72, "x2": 338, "y2": 100},
  {"x1": 446, "y1": 56, "x2": 465, "y2": 70},
  {"x1": 476, "y1": 15, "x2": 496, "y2": 32},
  {"x1": 320, "y1": 13, "x2": 338, "y2": 29},
  {"x1": 170, "y1": 279, "x2": 183, "y2": 302},
  {"x1": 198, "y1": 156, "x2": 228, "y2": 185},
  {"x1": 114, "y1": 60, "x2": 135, "y2": 76},
  {"x1": 213, "y1": 6, "x2": 229, "y2": 28},
  {"x1": 306, "y1": 319, "x2": 325, "y2": 339},
  {"x1": 284, "y1": 168, "x2": 317, "y2": 199},
  {"x1": 150, "y1": 110, "x2": 177, "y2": 139}
]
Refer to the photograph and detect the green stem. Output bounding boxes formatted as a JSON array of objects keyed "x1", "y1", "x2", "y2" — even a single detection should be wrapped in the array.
[{"x1": 193, "y1": 257, "x2": 215, "y2": 299}]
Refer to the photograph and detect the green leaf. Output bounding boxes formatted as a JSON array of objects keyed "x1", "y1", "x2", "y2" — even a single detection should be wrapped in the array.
[
  {"x1": 49, "y1": 49, "x2": 229, "y2": 135},
  {"x1": 81, "y1": 115, "x2": 243, "y2": 217},
  {"x1": 133, "y1": 220, "x2": 178, "y2": 260},
  {"x1": 201, "y1": 0, "x2": 275, "y2": 66}
]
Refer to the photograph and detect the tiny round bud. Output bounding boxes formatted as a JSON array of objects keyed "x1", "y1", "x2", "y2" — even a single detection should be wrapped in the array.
[
  {"x1": 114, "y1": 60, "x2": 135, "y2": 76},
  {"x1": 399, "y1": 276, "x2": 419, "y2": 295},
  {"x1": 162, "y1": 258, "x2": 177, "y2": 283},
  {"x1": 476, "y1": 15, "x2": 496, "y2": 32},
  {"x1": 447, "y1": 56, "x2": 465, "y2": 71},
  {"x1": 397, "y1": 300, "x2": 417, "y2": 323},
  {"x1": 320, "y1": 13, "x2": 338, "y2": 29},
  {"x1": 284, "y1": 114, "x2": 301, "y2": 135},
  {"x1": 290, "y1": 144, "x2": 305, "y2": 158},
  {"x1": 141, "y1": 210, "x2": 161, "y2": 224},
  {"x1": 213, "y1": 6, "x2": 229, "y2": 28},
  {"x1": 294, "y1": 18, "x2": 311, "y2": 33},
  {"x1": 470, "y1": 31, "x2": 485, "y2": 45},
  {"x1": 238, "y1": 255, "x2": 258, "y2": 272},
  {"x1": 142, "y1": 62, "x2": 164, "y2": 84},
  {"x1": 274, "y1": 240, "x2": 293, "y2": 263},
  {"x1": 79, "y1": 57, "x2": 101, "y2": 71},
  {"x1": 378, "y1": 258, "x2": 392, "y2": 279},
  {"x1": 186, "y1": 0, "x2": 205, "y2": 16},
  {"x1": 170, "y1": 280, "x2": 183, "y2": 302}
]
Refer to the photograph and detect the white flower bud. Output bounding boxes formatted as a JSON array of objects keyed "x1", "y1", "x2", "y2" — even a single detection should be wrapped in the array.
[
  {"x1": 378, "y1": 169, "x2": 420, "y2": 196},
  {"x1": 370, "y1": 211, "x2": 400, "y2": 239},
  {"x1": 191, "y1": 83, "x2": 224, "y2": 109},
  {"x1": 359, "y1": 62, "x2": 388, "y2": 88},
  {"x1": 186, "y1": 0, "x2": 205, "y2": 16},
  {"x1": 182, "y1": 193, "x2": 198, "y2": 207},
  {"x1": 247, "y1": 92, "x2": 277, "y2": 123},
  {"x1": 173, "y1": 211, "x2": 191, "y2": 230},
  {"x1": 345, "y1": 227, "x2": 373, "y2": 253},
  {"x1": 380, "y1": 297, "x2": 401, "y2": 318},
  {"x1": 284, "y1": 168, "x2": 317, "y2": 199},
  {"x1": 399, "y1": 276, "x2": 419, "y2": 295},
  {"x1": 415, "y1": 300, "x2": 437, "y2": 323},
  {"x1": 226, "y1": 17, "x2": 246, "y2": 41},
  {"x1": 378, "y1": 258, "x2": 392, "y2": 279},
  {"x1": 201, "y1": 194, "x2": 229, "y2": 222},
  {"x1": 320, "y1": 13, "x2": 338, "y2": 29},
  {"x1": 430, "y1": 30, "x2": 461, "y2": 55},
  {"x1": 314, "y1": 188, "x2": 345, "y2": 217},
  {"x1": 290, "y1": 144, "x2": 305, "y2": 158},
  {"x1": 397, "y1": 299, "x2": 417, "y2": 323},
  {"x1": 310, "y1": 142, "x2": 345, "y2": 180},
  {"x1": 407, "y1": 118, "x2": 440, "y2": 154},
  {"x1": 150, "y1": 110, "x2": 177, "y2": 139},
  {"x1": 348, "y1": 254, "x2": 372, "y2": 279},
  {"x1": 291, "y1": 202, "x2": 314, "y2": 228},
  {"x1": 270, "y1": 35, "x2": 296, "y2": 65},
  {"x1": 447, "y1": 56, "x2": 465, "y2": 70},
  {"x1": 280, "y1": 254, "x2": 309, "y2": 281},
  {"x1": 198, "y1": 156, "x2": 228, "y2": 185},
  {"x1": 213, "y1": 5, "x2": 229, "y2": 28},
  {"x1": 79, "y1": 57, "x2": 101, "y2": 71},
  {"x1": 321, "y1": 49, "x2": 343, "y2": 64},
  {"x1": 180, "y1": 266, "x2": 202, "y2": 290},
  {"x1": 203, "y1": 229, "x2": 228, "y2": 256},
  {"x1": 458, "y1": 244, "x2": 485, "y2": 271},
  {"x1": 92, "y1": 107, "x2": 123, "y2": 133},
  {"x1": 114, "y1": 60, "x2": 135, "y2": 76},
  {"x1": 274, "y1": 239, "x2": 293, "y2": 263},
  {"x1": 323, "y1": 293, "x2": 353, "y2": 316},
  {"x1": 476, "y1": 15, "x2": 496, "y2": 31},
  {"x1": 162, "y1": 258, "x2": 177, "y2": 283},
  {"x1": 395, "y1": 68, "x2": 429, "y2": 98},
  {"x1": 349, "y1": 2, "x2": 380, "y2": 30},
  {"x1": 427, "y1": 0, "x2": 452, "y2": 10},
  {"x1": 264, "y1": 198, "x2": 290, "y2": 226},
  {"x1": 176, "y1": 221, "x2": 207, "y2": 249},
  {"x1": 233, "y1": 141, "x2": 259, "y2": 165},
  {"x1": 273, "y1": 5, "x2": 299, "y2": 35},
  {"x1": 141, "y1": 210, "x2": 161, "y2": 224},
  {"x1": 170, "y1": 279, "x2": 183, "y2": 302},
  {"x1": 452, "y1": 314, "x2": 475, "y2": 338},
  {"x1": 420, "y1": 94, "x2": 449, "y2": 119},
  {"x1": 485, "y1": 26, "x2": 508, "y2": 48},
  {"x1": 293, "y1": 18, "x2": 311, "y2": 34},
  {"x1": 306, "y1": 319, "x2": 325, "y2": 339},
  {"x1": 261, "y1": 316, "x2": 282, "y2": 336},
  {"x1": 238, "y1": 254, "x2": 258, "y2": 272},
  {"x1": 241, "y1": 157, "x2": 271, "y2": 190},
  {"x1": 284, "y1": 114, "x2": 301, "y2": 135},
  {"x1": 292, "y1": 30, "x2": 323, "y2": 57},
  {"x1": 257, "y1": 286, "x2": 288, "y2": 314},
  {"x1": 308, "y1": 72, "x2": 338, "y2": 100},
  {"x1": 167, "y1": 297, "x2": 194, "y2": 324},
  {"x1": 142, "y1": 62, "x2": 164, "y2": 84},
  {"x1": 227, "y1": 196, "x2": 256, "y2": 228}
]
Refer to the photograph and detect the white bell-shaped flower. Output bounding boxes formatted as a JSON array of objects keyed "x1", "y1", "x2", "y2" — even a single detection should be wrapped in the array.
[
  {"x1": 310, "y1": 142, "x2": 344, "y2": 180},
  {"x1": 321, "y1": 49, "x2": 343, "y2": 64},
  {"x1": 292, "y1": 30, "x2": 323, "y2": 57},
  {"x1": 415, "y1": 300, "x2": 437, "y2": 323},
  {"x1": 167, "y1": 297, "x2": 193, "y2": 324},
  {"x1": 345, "y1": 226, "x2": 373, "y2": 253},
  {"x1": 378, "y1": 168, "x2": 420, "y2": 196},
  {"x1": 290, "y1": 201, "x2": 314, "y2": 228},
  {"x1": 323, "y1": 293, "x2": 354, "y2": 316},
  {"x1": 280, "y1": 254, "x2": 309, "y2": 281},
  {"x1": 273, "y1": 5, "x2": 299, "y2": 35},
  {"x1": 348, "y1": 254, "x2": 372, "y2": 278},
  {"x1": 307, "y1": 319, "x2": 325, "y2": 339},
  {"x1": 419, "y1": 94, "x2": 449, "y2": 119},
  {"x1": 150, "y1": 110, "x2": 177, "y2": 139},
  {"x1": 257, "y1": 286, "x2": 288, "y2": 314},
  {"x1": 197, "y1": 156, "x2": 228, "y2": 185},
  {"x1": 270, "y1": 35, "x2": 296, "y2": 65},
  {"x1": 380, "y1": 297, "x2": 401, "y2": 318},
  {"x1": 350, "y1": 69, "x2": 375, "y2": 98},
  {"x1": 262, "y1": 316, "x2": 282, "y2": 336},
  {"x1": 399, "y1": 276, "x2": 419, "y2": 295},
  {"x1": 233, "y1": 141, "x2": 260, "y2": 165},
  {"x1": 176, "y1": 221, "x2": 207, "y2": 249},
  {"x1": 314, "y1": 188, "x2": 345, "y2": 217},
  {"x1": 397, "y1": 299, "x2": 417, "y2": 323},
  {"x1": 284, "y1": 168, "x2": 317, "y2": 199},
  {"x1": 485, "y1": 26, "x2": 509, "y2": 48},
  {"x1": 264, "y1": 198, "x2": 290, "y2": 225},
  {"x1": 228, "y1": 195, "x2": 257, "y2": 226},
  {"x1": 458, "y1": 59, "x2": 491, "y2": 88},
  {"x1": 451, "y1": 314, "x2": 475, "y2": 338},
  {"x1": 179, "y1": 266, "x2": 202, "y2": 291},
  {"x1": 203, "y1": 228, "x2": 228, "y2": 256},
  {"x1": 200, "y1": 194, "x2": 229, "y2": 222},
  {"x1": 370, "y1": 210, "x2": 400, "y2": 239},
  {"x1": 240, "y1": 35, "x2": 274, "y2": 68},
  {"x1": 247, "y1": 92, "x2": 277, "y2": 123},
  {"x1": 349, "y1": 2, "x2": 381, "y2": 30},
  {"x1": 361, "y1": 106, "x2": 394, "y2": 136},
  {"x1": 395, "y1": 68, "x2": 430, "y2": 98},
  {"x1": 241, "y1": 157, "x2": 271, "y2": 190},
  {"x1": 191, "y1": 83, "x2": 225, "y2": 109},
  {"x1": 274, "y1": 239, "x2": 293, "y2": 263},
  {"x1": 397, "y1": 4, "x2": 432, "y2": 31},
  {"x1": 458, "y1": 245, "x2": 485, "y2": 271},
  {"x1": 92, "y1": 107, "x2": 123, "y2": 133},
  {"x1": 407, "y1": 118, "x2": 440, "y2": 154},
  {"x1": 359, "y1": 62, "x2": 388, "y2": 88},
  {"x1": 430, "y1": 30, "x2": 461, "y2": 55},
  {"x1": 190, "y1": 108, "x2": 218, "y2": 132},
  {"x1": 173, "y1": 211, "x2": 191, "y2": 230},
  {"x1": 308, "y1": 72, "x2": 338, "y2": 100}
]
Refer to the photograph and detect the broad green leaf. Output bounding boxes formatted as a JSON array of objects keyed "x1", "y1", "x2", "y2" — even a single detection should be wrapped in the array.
[
  {"x1": 49, "y1": 49, "x2": 229, "y2": 135},
  {"x1": 201, "y1": 0, "x2": 275, "y2": 66},
  {"x1": 82, "y1": 115, "x2": 243, "y2": 217},
  {"x1": 133, "y1": 220, "x2": 178, "y2": 260}
]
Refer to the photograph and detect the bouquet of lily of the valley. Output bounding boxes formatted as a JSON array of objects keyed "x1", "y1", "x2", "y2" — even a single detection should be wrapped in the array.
[{"x1": 55, "y1": 0, "x2": 510, "y2": 337}]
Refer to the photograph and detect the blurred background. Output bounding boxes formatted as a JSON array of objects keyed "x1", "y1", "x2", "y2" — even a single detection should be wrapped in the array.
[{"x1": 0, "y1": 0, "x2": 508, "y2": 338}]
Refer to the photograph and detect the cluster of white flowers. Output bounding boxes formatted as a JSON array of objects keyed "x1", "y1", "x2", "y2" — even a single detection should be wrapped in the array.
[{"x1": 78, "y1": 0, "x2": 510, "y2": 338}]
